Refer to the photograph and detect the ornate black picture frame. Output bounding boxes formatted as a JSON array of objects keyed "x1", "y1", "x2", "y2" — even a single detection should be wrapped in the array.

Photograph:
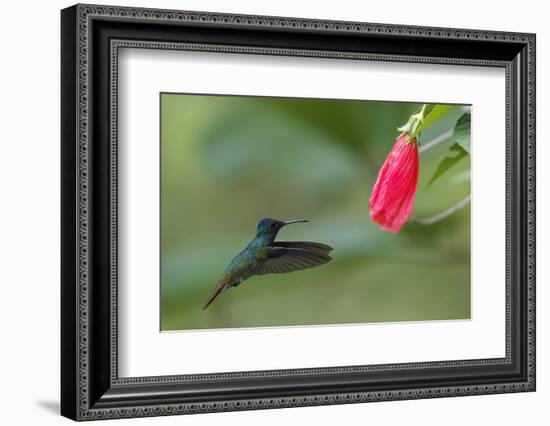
[{"x1": 61, "y1": 4, "x2": 536, "y2": 421}]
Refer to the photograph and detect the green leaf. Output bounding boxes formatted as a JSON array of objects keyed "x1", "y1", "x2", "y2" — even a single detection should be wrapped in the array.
[
  {"x1": 417, "y1": 105, "x2": 455, "y2": 134},
  {"x1": 453, "y1": 112, "x2": 471, "y2": 154},
  {"x1": 427, "y1": 143, "x2": 468, "y2": 187}
]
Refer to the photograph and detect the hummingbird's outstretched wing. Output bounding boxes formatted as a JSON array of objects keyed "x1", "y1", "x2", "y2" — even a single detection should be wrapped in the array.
[
  {"x1": 272, "y1": 241, "x2": 333, "y2": 254},
  {"x1": 251, "y1": 244, "x2": 332, "y2": 275}
]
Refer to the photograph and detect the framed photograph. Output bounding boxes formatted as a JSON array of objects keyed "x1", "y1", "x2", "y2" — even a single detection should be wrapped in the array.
[{"x1": 61, "y1": 4, "x2": 536, "y2": 421}]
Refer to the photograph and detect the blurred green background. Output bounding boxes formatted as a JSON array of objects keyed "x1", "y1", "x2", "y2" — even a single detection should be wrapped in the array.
[{"x1": 160, "y1": 93, "x2": 471, "y2": 331}]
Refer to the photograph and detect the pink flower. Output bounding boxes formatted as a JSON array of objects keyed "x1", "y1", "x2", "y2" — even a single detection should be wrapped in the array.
[{"x1": 369, "y1": 132, "x2": 419, "y2": 233}]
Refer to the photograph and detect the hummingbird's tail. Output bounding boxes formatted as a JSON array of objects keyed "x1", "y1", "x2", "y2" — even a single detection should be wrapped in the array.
[{"x1": 201, "y1": 279, "x2": 228, "y2": 311}]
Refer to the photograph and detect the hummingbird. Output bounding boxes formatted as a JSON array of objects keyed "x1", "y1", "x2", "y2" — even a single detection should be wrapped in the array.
[{"x1": 201, "y1": 218, "x2": 333, "y2": 310}]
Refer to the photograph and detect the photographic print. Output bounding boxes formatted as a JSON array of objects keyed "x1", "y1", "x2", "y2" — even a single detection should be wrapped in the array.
[
  {"x1": 62, "y1": 6, "x2": 535, "y2": 419},
  {"x1": 160, "y1": 94, "x2": 472, "y2": 331},
  {"x1": 60, "y1": 4, "x2": 536, "y2": 420}
]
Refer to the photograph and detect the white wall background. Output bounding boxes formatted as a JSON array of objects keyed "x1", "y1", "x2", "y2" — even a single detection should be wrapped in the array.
[{"x1": 0, "y1": 0, "x2": 546, "y2": 424}]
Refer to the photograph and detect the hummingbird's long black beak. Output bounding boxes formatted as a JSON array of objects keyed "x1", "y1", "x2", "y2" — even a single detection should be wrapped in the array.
[{"x1": 282, "y1": 219, "x2": 309, "y2": 226}]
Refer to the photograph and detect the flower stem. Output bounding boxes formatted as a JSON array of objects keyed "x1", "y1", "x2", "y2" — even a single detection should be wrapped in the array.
[
  {"x1": 412, "y1": 195, "x2": 471, "y2": 225},
  {"x1": 418, "y1": 130, "x2": 453, "y2": 153},
  {"x1": 418, "y1": 104, "x2": 428, "y2": 119},
  {"x1": 398, "y1": 104, "x2": 429, "y2": 143}
]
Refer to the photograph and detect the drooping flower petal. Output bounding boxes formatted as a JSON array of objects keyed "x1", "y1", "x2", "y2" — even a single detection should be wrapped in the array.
[{"x1": 369, "y1": 133, "x2": 419, "y2": 233}]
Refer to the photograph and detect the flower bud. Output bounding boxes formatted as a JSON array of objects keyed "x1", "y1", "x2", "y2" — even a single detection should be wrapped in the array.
[{"x1": 369, "y1": 132, "x2": 419, "y2": 233}]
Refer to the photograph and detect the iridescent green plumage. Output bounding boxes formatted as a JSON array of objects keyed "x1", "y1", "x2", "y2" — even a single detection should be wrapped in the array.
[{"x1": 201, "y1": 218, "x2": 333, "y2": 310}]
